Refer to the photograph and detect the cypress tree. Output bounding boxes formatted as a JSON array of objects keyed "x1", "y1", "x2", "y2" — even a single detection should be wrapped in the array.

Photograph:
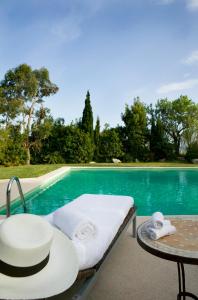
[
  {"x1": 81, "y1": 91, "x2": 93, "y2": 139},
  {"x1": 94, "y1": 116, "x2": 100, "y2": 161}
]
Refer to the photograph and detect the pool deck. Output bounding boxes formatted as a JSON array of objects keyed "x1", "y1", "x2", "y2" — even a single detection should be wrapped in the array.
[
  {"x1": 0, "y1": 168, "x2": 197, "y2": 299},
  {"x1": 49, "y1": 216, "x2": 198, "y2": 300},
  {"x1": 87, "y1": 217, "x2": 198, "y2": 300}
]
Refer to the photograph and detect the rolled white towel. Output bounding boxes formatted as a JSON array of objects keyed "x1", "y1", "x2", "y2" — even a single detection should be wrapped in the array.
[
  {"x1": 147, "y1": 224, "x2": 176, "y2": 240},
  {"x1": 53, "y1": 207, "x2": 97, "y2": 242},
  {"x1": 72, "y1": 225, "x2": 114, "y2": 270},
  {"x1": 152, "y1": 212, "x2": 165, "y2": 229}
]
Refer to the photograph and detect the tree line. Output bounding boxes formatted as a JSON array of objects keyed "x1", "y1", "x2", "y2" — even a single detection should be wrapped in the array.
[{"x1": 1, "y1": 64, "x2": 198, "y2": 166}]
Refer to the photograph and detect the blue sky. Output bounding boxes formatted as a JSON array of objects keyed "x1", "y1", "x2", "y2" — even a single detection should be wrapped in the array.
[{"x1": 0, "y1": 0, "x2": 198, "y2": 127}]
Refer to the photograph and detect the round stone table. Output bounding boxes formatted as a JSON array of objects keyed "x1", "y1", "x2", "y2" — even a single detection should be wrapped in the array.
[{"x1": 137, "y1": 218, "x2": 198, "y2": 300}]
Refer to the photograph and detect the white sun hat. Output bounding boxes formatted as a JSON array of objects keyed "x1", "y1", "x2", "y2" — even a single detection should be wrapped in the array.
[{"x1": 0, "y1": 213, "x2": 79, "y2": 300}]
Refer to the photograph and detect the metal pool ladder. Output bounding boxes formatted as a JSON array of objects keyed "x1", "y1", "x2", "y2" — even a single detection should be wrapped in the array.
[{"x1": 6, "y1": 176, "x2": 27, "y2": 217}]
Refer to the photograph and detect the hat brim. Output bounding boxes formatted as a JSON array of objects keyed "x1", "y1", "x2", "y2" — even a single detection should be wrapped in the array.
[{"x1": 0, "y1": 227, "x2": 79, "y2": 299}]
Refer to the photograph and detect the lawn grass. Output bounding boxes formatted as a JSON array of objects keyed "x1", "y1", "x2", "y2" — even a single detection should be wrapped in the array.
[
  {"x1": 0, "y1": 164, "x2": 65, "y2": 179},
  {"x1": 0, "y1": 162, "x2": 198, "y2": 180}
]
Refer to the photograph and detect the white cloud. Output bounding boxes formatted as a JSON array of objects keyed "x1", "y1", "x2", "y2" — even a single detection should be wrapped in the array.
[
  {"x1": 186, "y1": 0, "x2": 198, "y2": 10},
  {"x1": 183, "y1": 50, "x2": 198, "y2": 65},
  {"x1": 157, "y1": 78, "x2": 198, "y2": 94}
]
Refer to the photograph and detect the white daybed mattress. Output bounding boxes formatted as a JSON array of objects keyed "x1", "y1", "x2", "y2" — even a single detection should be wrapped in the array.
[{"x1": 45, "y1": 194, "x2": 134, "y2": 270}]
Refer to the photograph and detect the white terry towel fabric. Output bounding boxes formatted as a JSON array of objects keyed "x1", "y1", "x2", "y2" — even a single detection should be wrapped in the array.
[
  {"x1": 151, "y1": 211, "x2": 165, "y2": 229},
  {"x1": 84, "y1": 210, "x2": 124, "y2": 230},
  {"x1": 72, "y1": 208, "x2": 125, "y2": 270},
  {"x1": 65, "y1": 194, "x2": 133, "y2": 218},
  {"x1": 53, "y1": 206, "x2": 97, "y2": 242},
  {"x1": 147, "y1": 224, "x2": 176, "y2": 240},
  {"x1": 46, "y1": 209, "x2": 125, "y2": 270},
  {"x1": 72, "y1": 225, "x2": 114, "y2": 270}
]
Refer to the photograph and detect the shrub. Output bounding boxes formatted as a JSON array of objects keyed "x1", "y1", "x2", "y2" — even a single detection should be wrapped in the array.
[{"x1": 44, "y1": 152, "x2": 65, "y2": 164}]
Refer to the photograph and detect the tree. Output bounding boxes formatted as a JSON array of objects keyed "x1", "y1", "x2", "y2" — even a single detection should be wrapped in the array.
[
  {"x1": 0, "y1": 127, "x2": 9, "y2": 164},
  {"x1": 0, "y1": 125, "x2": 26, "y2": 166},
  {"x1": 0, "y1": 64, "x2": 58, "y2": 164},
  {"x1": 99, "y1": 127, "x2": 123, "y2": 162},
  {"x1": 122, "y1": 97, "x2": 148, "y2": 161},
  {"x1": 33, "y1": 120, "x2": 94, "y2": 164},
  {"x1": 182, "y1": 118, "x2": 198, "y2": 149},
  {"x1": 94, "y1": 116, "x2": 100, "y2": 161},
  {"x1": 63, "y1": 125, "x2": 94, "y2": 163},
  {"x1": 81, "y1": 91, "x2": 93, "y2": 139},
  {"x1": 30, "y1": 108, "x2": 54, "y2": 164},
  {"x1": 185, "y1": 142, "x2": 198, "y2": 162},
  {"x1": 156, "y1": 95, "x2": 198, "y2": 156},
  {"x1": 34, "y1": 118, "x2": 66, "y2": 164},
  {"x1": 149, "y1": 106, "x2": 174, "y2": 160},
  {"x1": 0, "y1": 86, "x2": 22, "y2": 126}
]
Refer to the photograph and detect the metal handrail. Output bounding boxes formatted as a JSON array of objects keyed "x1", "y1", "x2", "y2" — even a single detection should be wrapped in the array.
[{"x1": 6, "y1": 176, "x2": 27, "y2": 217}]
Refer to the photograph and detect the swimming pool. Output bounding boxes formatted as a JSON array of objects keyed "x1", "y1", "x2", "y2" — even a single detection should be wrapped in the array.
[{"x1": 2, "y1": 168, "x2": 198, "y2": 216}]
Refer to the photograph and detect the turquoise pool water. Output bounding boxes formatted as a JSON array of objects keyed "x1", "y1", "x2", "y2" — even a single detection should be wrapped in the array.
[{"x1": 4, "y1": 168, "x2": 198, "y2": 216}]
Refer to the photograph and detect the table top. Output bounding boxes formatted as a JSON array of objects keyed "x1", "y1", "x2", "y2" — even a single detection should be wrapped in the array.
[{"x1": 137, "y1": 217, "x2": 198, "y2": 265}]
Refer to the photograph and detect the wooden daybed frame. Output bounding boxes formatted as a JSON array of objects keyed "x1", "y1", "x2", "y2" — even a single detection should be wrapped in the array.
[{"x1": 48, "y1": 206, "x2": 137, "y2": 300}]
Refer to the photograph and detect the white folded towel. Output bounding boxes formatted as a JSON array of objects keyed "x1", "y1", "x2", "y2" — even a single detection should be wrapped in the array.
[
  {"x1": 152, "y1": 212, "x2": 164, "y2": 229},
  {"x1": 147, "y1": 224, "x2": 176, "y2": 240},
  {"x1": 53, "y1": 207, "x2": 97, "y2": 242}
]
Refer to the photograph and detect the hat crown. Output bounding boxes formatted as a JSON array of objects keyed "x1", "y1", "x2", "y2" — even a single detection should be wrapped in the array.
[{"x1": 0, "y1": 214, "x2": 53, "y2": 267}]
